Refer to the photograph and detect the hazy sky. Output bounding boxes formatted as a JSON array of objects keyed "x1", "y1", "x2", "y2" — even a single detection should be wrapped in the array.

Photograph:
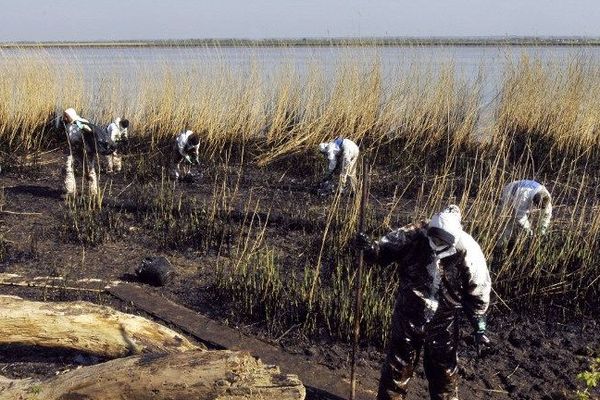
[{"x1": 1, "y1": 0, "x2": 600, "y2": 42}]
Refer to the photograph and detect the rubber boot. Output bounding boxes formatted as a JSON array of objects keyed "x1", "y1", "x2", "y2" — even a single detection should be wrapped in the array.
[
  {"x1": 87, "y1": 168, "x2": 98, "y2": 197},
  {"x1": 64, "y1": 155, "x2": 76, "y2": 196},
  {"x1": 106, "y1": 154, "x2": 114, "y2": 173},
  {"x1": 113, "y1": 153, "x2": 122, "y2": 172}
]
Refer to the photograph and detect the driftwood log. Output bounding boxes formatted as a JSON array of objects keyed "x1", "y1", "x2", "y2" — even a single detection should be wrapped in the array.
[
  {"x1": 0, "y1": 296, "x2": 306, "y2": 399},
  {"x1": 0, "y1": 350, "x2": 305, "y2": 400},
  {"x1": 0, "y1": 295, "x2": 196, "y2": 358}
]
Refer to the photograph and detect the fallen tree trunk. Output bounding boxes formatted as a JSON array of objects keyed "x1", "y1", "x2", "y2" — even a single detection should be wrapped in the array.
[
  {"x1": 0, "y1": 350, "x2": 305, "y2": 400},
  {"x1": 0, "y1": 295, "x2": 197, "y2": 358}
]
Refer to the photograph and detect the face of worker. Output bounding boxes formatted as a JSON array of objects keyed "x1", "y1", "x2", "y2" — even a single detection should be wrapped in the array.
[
  {"x1": 185, "y1": 144, "x2": 200, "y2": 164},
  {"x1": 318, "y1": 143, "x2": 328, "y2": 156},
  {"x1": 63, "y1": 112, "x2": 74, "y2": 124},
  {"x1": 428, "y1": 235, "x2": 457, "y2": 259}
]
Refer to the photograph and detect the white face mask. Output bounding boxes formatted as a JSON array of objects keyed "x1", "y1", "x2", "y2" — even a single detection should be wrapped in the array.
[{"x1": 428, "y1": 237, "x2": 457, "y2": 259}]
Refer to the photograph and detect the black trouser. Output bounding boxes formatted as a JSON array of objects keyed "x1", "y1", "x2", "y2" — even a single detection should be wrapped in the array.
[{"x1": 378, "y1": 292, "x2": 459, "y2": 400}]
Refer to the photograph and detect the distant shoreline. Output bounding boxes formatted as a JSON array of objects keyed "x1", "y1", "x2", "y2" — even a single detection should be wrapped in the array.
[{"x1": 2, "y1": 37, "x2": 600, "y2": 48}]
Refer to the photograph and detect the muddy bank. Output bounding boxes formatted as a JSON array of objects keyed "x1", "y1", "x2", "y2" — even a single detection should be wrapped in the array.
[{"x1": 0, "y1": 158, "x2": 598, "y2": 399}]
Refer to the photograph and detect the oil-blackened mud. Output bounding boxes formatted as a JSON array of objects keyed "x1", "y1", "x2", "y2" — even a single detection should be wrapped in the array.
[{"x1": 0, "y1": 157, "x2": 598, "y2": 399}]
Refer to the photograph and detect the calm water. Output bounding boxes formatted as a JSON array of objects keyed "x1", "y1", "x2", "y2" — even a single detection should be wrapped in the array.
[{"x1": 2, "y1": 45, "x2": 599, "y2": 117}]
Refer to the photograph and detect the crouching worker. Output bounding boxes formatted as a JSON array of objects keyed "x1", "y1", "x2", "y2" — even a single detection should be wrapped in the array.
[
  {"x1": 171, "y1": 130, "x2": 200, "y2": 180},
  {"x1": 104, "y1": 117, "x2": 129, "y2": 173},
  {"x1": 357, "y1": 205, "x2": 491, "y2": 400},
  {"x1": 500, "y1": 179, "x2": 552, "y2": 240},
  {"x1": 318, "y1": 137, "x2": 359, "y2": 194}
]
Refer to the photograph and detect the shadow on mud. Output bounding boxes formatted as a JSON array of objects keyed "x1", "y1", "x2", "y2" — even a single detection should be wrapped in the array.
[
  {"x1": 4, "y1": 185, "x2": 63, "y2": 200},
  {"x1": 306, "y1": 386, "x2": 346, "y2": 400},
  {"x1": 0, "y1": 344, "x2": 104, "y2": 380}
]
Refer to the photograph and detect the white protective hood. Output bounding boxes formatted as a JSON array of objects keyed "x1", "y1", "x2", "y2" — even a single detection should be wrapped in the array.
[
  {"x1": 63, "y1": 108, "x2": 86, "y2": 123},
  {"x1": 318, "y1": 142, "x2": 329, "y2": 154},
  {"x1": 427, "y1": 205, "x2": 463, "y2": 259}
]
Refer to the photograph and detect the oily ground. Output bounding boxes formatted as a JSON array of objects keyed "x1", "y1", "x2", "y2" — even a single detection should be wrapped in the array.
[{"x1": 0, "y1": 151, "x2": 598, "y2": 400}]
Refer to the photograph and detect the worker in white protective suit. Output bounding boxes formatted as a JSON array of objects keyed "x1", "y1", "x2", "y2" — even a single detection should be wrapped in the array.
[
  {"x1": 62, "y1": 108, "x2": 98, "y2": 196},
  {"x1": 318, "y1": 137, "x2": 359, "y2": 193},
  {"x1": 104, "y1": 117, "x2": 129, "y2": 173},
  {"x1": 171, "y1": 130, "x2": 200, "y2": 180},
  {"x1": 501, "y1": 179, "x2": 552, "y2": 240},
  {"x1": 63, "y1": 109, "x2": 124, "y2": 196},
  {"x1": 357, "y1": 205, "x2": 492, "y2": 400}
]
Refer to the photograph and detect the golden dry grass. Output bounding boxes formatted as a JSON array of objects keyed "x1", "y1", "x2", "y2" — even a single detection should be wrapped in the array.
[{"x1": 1, "y1": 46, "x2": 599, "y2": 342}]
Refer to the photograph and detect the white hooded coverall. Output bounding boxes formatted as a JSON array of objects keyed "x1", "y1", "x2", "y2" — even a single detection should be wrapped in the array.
[
  {"x1": 171, "y1": 130, "x2": 200, "y2": 179},
  {"x1": 63, "y1": 108, "x2": 98, "y2": 196},
  {"x1": 319, "y1": 138, "x2": 359, "y2": 191},
  {"x1": 105, "y1": 117, "x2": 128, "y2": 173},
  {"x1": 501, "y1": 180, "x2": 552, "y2": 238}
]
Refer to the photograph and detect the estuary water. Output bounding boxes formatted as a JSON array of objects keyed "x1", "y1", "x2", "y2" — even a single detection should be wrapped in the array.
[{"x1": 1, "y1": 44, "x2": 599, "y2": 128}]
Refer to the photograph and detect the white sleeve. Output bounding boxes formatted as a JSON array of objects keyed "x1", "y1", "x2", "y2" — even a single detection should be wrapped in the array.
[
  {"x1": 540, "y1": 197, "x2": 552, "y2": 233},
  {"x1": 344, "y1": 141, "x2": 359, "y2": 161},
  {"x1": 327, "y1": 148, "x2": 338, "y2": 172},
  {"x1": 176, "y1": 135, "x2": 187, "y2": 157},
  {"x1": 514, "y1": 191, "x2": 532, "y2": 232},
  {"x1": 107, "y1": 124, "x2": 119, "y2": 142},
  {"x1": 515, "y1": 206, "x2": 531, "y2": 232},
  {"x1": 461, "y1": 237, "x2": 491, "y2": 317}
]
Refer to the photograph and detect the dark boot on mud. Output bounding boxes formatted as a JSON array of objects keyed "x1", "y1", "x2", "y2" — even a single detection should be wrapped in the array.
[
  {"x1": 428, "y1": 373, "x2": 459, "y2": 400},
  {"x1": 377, "y1": 363, "x2": 411, "y2": 400},
  {"x1": 377, "y1": 386, "x2": 405, "y2": 400}
]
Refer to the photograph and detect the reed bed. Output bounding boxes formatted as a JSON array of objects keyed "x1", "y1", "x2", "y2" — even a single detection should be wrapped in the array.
[{"x1": 1, "y1": 47, "x2": 599, "y2": 345}]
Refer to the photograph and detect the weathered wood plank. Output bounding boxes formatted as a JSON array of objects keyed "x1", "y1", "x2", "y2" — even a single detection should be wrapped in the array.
[
  {"x1": 0, "y1": 295, "x2": 197, "y2": 358},
  {"x1": 108, "y1": 283, "x2": 374, "y2": 400},
  {"x1": 0, "y1": 350, "x2": 306, "y2": 400}
]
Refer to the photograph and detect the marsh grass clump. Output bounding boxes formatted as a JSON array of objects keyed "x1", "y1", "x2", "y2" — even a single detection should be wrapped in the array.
[
  {"x1": 127, "y1": 171, "x2": 239, "y2": 254},
  {"x1": 216, "y1": 248, "x2": 290, "y2": 334},
  {"x1": 313, "y1": 256, "x2": 399, "y2": 344},
  {"x1": 215, "y1": 243, "x2": 398, "y2": 345},
  {"x1": 62, "y1": 195, "x2": 125, "y2": 247},
  {"x1": 2, "y1": 47, "x2": 600, "y2": 346},
  {"x1": 495, "y1": 56, "x2": 600, "y2": 172}
]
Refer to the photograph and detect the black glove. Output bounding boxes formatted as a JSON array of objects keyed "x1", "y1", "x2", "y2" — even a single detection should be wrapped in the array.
[
  {"x1": 470, "y1": 315, "x2": 490, "y2": 357},
  {"x1": 321, "y1": 170, "x2": 334, "y2": 183},
  {"x1": 474, "y1": 332, "x2": 491, "y2": 356},
  {"x1": 355, "y1": 232, "x2": 374, "y2": 251}
]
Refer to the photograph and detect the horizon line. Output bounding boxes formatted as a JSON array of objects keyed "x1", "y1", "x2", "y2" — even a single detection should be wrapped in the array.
[{"x1": 2, "y1": 36, "x2": 600, "y2": 48}]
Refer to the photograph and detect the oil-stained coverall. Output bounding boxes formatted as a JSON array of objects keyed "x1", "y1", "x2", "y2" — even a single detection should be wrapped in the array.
[
  {"x1": 318, "y1": 138, "x2": 359, "y2": 192},
  {"x1": 359, "y1": 205, "x2": 491, "y2": 400},
  {"x1": 501, "y1": 179, "x2": 552, "y2": 239}
]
